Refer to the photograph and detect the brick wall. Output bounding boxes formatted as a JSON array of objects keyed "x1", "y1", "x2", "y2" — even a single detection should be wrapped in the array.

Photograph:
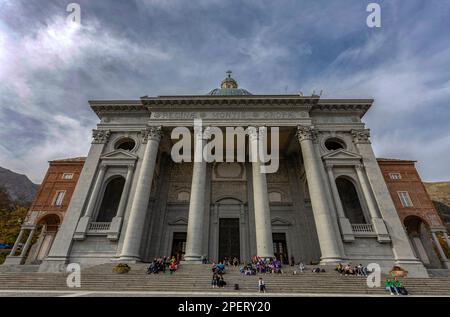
[
  {"x1": 377, "y1": 159, "x2": 446, "y2": 229},
  {"x1": 24, "y1": 158, "x2": 85, "y2": 225}
]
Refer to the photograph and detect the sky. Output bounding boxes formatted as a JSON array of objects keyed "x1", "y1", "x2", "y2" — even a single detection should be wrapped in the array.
[{"x1": 0, "y1": 0, "x2": 449, "y2": 184}]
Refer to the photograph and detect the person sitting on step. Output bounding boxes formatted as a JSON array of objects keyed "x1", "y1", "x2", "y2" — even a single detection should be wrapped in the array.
[
  {"x1": 298, "y1": 262, "x2": 305, "y2": 273},
  {"x1": 216, "y1": 262, "x2": 225, "y2": 274},
  {"x1": 335, "y1": 263, "x2": 344, "y2": 274},
  {"x1": 212, "y1": 272, "x2": 218, "y2": 288},
  {"x1": 385, "y1": 278, "x2": 398, "y2": 295},
  {"x1": 392, "y1": 277, "x2": 408, "y2": 295},
  {"x1": 218, "y1": 274, "x2": 226, "y2": 288},
  {"x1": 169, "y1": 261, "x2": 177, "y2": 275}
]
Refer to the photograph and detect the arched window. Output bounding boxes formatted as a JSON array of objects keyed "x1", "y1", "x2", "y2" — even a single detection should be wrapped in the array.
[
  {"x1": 336, "y1": 177, "x2": 366, "y2": 224},
  {"x1": 115, "y1": 137, "x2": 136, "y2": 151},
  {"x1": 325, "y1": 138, "x2": 346, "y2": 151},
  {"x1": 96, "y1": 177, "x2": 125, "y2": 222}
]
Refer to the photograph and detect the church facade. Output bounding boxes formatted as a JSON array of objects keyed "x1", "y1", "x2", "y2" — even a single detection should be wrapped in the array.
[{"x1": 12, "y1": 74, "x2": 438, "y2": 277}]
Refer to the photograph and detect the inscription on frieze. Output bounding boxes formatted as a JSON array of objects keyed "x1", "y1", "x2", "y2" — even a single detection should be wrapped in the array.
[{"x1": 151, "y1": 111, "x2": 308, "y2": 120}]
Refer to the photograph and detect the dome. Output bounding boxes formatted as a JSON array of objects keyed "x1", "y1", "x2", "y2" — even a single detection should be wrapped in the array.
[{"x1": 207, "y1": 71, "x2": 252, "y2": 96}]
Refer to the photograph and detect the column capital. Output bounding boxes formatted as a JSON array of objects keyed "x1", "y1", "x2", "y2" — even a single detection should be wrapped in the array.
[
  {"x1": 354, "y1": 163, "x2": 363, "y2": 170},
  {"x1": 142, "y1": 126, "x2": 163, "y2": 144},
  {"x1": 201, "y1": 126, "x2": 214, "y2": 140},
  {"x1": 325, "y1": 163, "x2": 334, "y2": 171},
  {"x1": 351, "y1": 129, "x2": 371, "y2": 144},
  {"x1": 92, "y1": 129, "x2": 111, "y2": 144},
  {"x1": 296, "y1": 125, "x2": 317, "y2": 143}
]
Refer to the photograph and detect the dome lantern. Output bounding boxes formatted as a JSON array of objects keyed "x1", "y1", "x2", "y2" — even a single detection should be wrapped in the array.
[{"x1": 207, "y1": 71, "x2": 252, "y2": 96}]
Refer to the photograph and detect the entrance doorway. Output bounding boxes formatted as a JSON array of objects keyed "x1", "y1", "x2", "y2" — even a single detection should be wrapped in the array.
[
  {"x1": 273, "y1": 233, "x2": 289, "y2": 264},
  {"x1": 219, "y1": 218, "x2": 240, "y2": 262},
  {"x1": 171, "y1": 232, "x2": 186, "y2": 263}
]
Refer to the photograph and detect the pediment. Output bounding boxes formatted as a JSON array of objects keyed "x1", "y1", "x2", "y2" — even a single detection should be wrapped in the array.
[
  {"x1": 101, "y1": 149, "x2": 138, "y2": 160},
  {"x1": 322, "y1": 149, "x2": 362, "y2": 161},
  {"x1": 168, "y1": 217, "x2": 188, "y2": 226},
  {"x1": 271, "y1": 217, "x2": 291, "y2": 226}
]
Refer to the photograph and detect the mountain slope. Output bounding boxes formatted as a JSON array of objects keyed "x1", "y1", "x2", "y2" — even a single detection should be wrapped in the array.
[
  {"x1": 0, "y1": 166, "x2": 39, "y2": 203},
  {"x1": 424, "y1": 182, "x2": 450, "y2": 229}
]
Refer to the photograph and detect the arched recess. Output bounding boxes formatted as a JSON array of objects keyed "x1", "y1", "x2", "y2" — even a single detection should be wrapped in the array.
[
  {"x1": 404, "y1": 215, "x2": 443, "y2": 269},
  {"x1": 26, "y1": 214, "x2": 61, "y2": 264},
  {"x1": 335, "y1": 176, "x2": 367, "y2": 224},
  {"x1": 96, "y1": 176, "x2": 126, "y2": 222}
]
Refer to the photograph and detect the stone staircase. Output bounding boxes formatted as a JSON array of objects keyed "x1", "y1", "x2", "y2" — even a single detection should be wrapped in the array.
[{"x1": 0, "y1": 263, "x2": 450, "y2": 295}]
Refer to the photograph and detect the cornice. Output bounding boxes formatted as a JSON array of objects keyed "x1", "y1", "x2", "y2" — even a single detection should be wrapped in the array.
[
  {"x1": 313, "y1": 99, "x2": 373, "y2": 118},
  {"x1": 87, "y1": 96, "x2": 374, "y2": 118},
  {"x1": 140, "y1": 95, "x2": 319, "y2": 110},
  {"x1": 89, "y1": 100, "x2": 148, "y2": 118}
]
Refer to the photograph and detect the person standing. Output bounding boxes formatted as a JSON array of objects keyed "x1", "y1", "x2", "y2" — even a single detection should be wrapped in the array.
[{"x1": 258, "y1": 277, "x2": 266, "y2": 293}]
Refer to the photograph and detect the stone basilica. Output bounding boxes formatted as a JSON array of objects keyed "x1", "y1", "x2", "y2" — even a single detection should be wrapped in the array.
[{"x1": 13, "y1": 73, "x2": 436, "y2": 277}]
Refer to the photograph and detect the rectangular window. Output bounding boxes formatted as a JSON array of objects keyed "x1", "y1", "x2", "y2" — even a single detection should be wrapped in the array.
[
  {"x1": 62, "y1": 173, "x2": 74, "y2": 180},
  {"x1": 398, "y1": 191, "x2": 413, "y2": 207},
  {"x1": 389, "y1": 173, "x2": 401, "y2": 180},
  {"x1": 53, "y1": 191, "x2": 66, "y2": 206}
]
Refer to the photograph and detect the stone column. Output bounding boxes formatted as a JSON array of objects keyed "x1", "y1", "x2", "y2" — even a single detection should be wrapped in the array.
[
  {"x1": 116, "y1": 164, "x2": 135, "y2": 218},
  {"x1": 184, "y1": 127, "x2": 208, "y2": 262},
  {"x1": 73, "y1": 163, "x2": 107, "y2": 240},
  {"x1": 355, "y1": 163, "x2": 390, "y2": 242},
  {"x1": 431, "y1": 231, "x2": 450, "y2": 269},
  {"x1": 296, "y1": 126, "x2": 343, "y2": 263},
  {"x1": 9, "y1": 228, "x2": 25, "y2": 256},
  {"x1": 326, "y1": 164, "x2": 345, "y2": 219},
  {"x1": 119, "y1": 126, "x2": 162, "y2": 261},
  {"x1": 108, "y1": 164, "x2": 135, "y2": 241},
  {"x1": 85, "y1": 164, "x2": 107, "y2": 218},
  {"x1": 20, "y1": 228, "x2": 36, "y2": 257},
  {"x1": 326, "y1": 164, "x2": 354, "y2": 242},
  {"x1": 355, "y1": 163, "x2": 379, "y2": 220},
  {"x1": 444, "y1": 232, "x2": 450, "y2": 250},
  {"x1": 249, "y1": 127, "x2": 274, "y2": 259}
]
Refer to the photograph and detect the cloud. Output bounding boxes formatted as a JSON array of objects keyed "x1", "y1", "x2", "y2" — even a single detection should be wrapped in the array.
[{"x1": 0, "y1": 0, "x2": 449, "y2": 183}]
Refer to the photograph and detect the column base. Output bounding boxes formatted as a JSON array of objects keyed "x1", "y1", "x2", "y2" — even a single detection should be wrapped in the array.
[
  {"x1": 442, "y1": 260, "x2": 450, "y2": 269},
  {"x1": 3, "y1": 256, "x2": 25, "y2": 265},
  {"x1": 180, "y1": 260, "x2": 203, "y2": 265},
  {"x1": 182, "y1": 255, "x2": 203, "y2": 263},
  {"x1": 116, "y1": 255, "x2": 142, "y2": 263},
  {"x1": 256, "y1": 255, "x2": 275, "y2": 260},
  {"x1": 319, "y1": 257, "x2": 346, "y2": 265}
]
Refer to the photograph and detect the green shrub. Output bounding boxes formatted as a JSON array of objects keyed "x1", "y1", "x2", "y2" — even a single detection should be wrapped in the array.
[{"x1": 112, "y1": 263, "x2": 131, "y2": 274}]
